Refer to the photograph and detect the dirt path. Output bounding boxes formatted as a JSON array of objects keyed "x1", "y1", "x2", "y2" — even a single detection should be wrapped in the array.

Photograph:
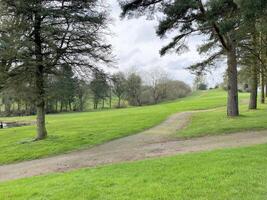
[{"x1": 1, "y1": 111, "x2": 267, "y2": 182}]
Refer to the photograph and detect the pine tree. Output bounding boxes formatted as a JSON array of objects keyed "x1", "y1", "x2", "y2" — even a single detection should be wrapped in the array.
[
  {"x1": 120, "y1": 0, "x2": 262, "y2": 116},
  {"x1": 0, "y1": 0, "x2": 112, "y2": 140},
  {"x1": 237, "y1": 0, "x2": 267, "y2": 109},
  {"x1": 90, "y1": 70, "x2": 109, "y2": 109}
]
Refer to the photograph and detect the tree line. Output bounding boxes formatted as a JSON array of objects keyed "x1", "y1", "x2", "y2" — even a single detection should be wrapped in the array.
[
  {"x1": 0, "y1": 68, "x2": 191, "y2": 116},
  {"x1": 0, "y1": 0, "x2": 266, "y2": 140}
]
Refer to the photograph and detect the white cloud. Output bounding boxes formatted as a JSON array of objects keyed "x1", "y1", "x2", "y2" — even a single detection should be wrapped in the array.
[{"x1": 107, "y1": 0, "x2": 225, "y2": 86}]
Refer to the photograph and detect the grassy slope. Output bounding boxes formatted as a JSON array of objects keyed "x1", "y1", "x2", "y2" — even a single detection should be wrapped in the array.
[
  {"x1": 179, "y1": 104, "x2": 267, "y2": 138},
  {"x1": 1, "y1": 144, "x2": 267, "y2": 200},
  {"x1": 0, "y1": 90, "x2": 237, "y2": 165}
]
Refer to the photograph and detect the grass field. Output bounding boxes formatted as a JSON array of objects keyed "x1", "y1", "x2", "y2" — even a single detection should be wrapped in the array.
[
  {"x1": 179, "y1": 104, "x2": 267, "y2": 138},
  {"x1": 0, "y1": 90, "x2": 240, "y2": 165},
  {"x1": 2, "y1": 90, "x2": 267, "y2": 200},
  {"x1": 1, "y1": 143, "x2": 267, "y2": 200}
]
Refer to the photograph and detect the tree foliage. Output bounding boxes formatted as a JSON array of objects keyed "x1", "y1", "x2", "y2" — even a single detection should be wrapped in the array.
[{"x1": 0, "y1": 0, "x2": 112, "y2": 139}]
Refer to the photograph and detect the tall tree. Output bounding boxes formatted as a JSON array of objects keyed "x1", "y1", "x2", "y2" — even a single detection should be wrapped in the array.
[
  {"x1": 74, "y1": 79, "x2": 90, "y2": 112},
  {"x1": 112, "y1": 72, "x2": 127, "y2": 108},
  {"x1": 120, "y1": 0, "x2": 245, "y2": 116},
  {"x1": 126, "y1": 73, "x2": 142, "y2": 106},
  {"x1": 237, "y1": 0, "x2": 267, "y2": 108},
  {"x1": 0, "y1": 0, "x2": 112, "y2": 140},
  {"x1": 55, "y1": 65, "x2": 76, "y2": 111},
  {"x1": 90, "y1": 70, "x2": 109, "y2": 109}
]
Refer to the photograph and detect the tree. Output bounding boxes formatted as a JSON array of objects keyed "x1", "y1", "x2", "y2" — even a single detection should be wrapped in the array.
[
  {"x1": 126, "y1": 73, "x2": 142, "y2": 106},
  {"x1": 0, "y1": 0, "x2": 112, "y2": 140},
  {"x1": 112, "y1": 72, "x2": 127, "y2": 108},
  {"x1": 164, "y1": 80, "x2": 191, "y2": 100},
  {"x1": 146, "y1": 68, "x2": 168, "y2": 104},
  {"x1": 90, "y1": 71, "x2": 109, "y2": 109},
  {"x1": 74, "y1": 79, "x2": 90, "y2": 112},
  {"x1": 237, "y1": 0, "x2": 267, "y2": 109},
  {"x1": 120, "y1": 0, "x2": 246, "y2": 116},
  {"x1": 54, "y1": 65, "x2": 76, "y2": 112},
  {"x1": 193, "y1": 74, "x2": 207, "y2": 91}
]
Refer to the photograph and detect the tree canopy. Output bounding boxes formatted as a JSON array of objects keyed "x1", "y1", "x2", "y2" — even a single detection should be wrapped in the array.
[{"x1": 0, "y1": 0, "x2": 112, "y2": 139}]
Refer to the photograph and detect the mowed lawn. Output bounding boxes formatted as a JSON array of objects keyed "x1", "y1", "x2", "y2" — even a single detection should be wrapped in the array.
[
  {"x1": 179, "y1": 104, "x2": 267, "y2": 138},
  {"x1": 1, "y1": 144, "x2": 267, "y2": 200},
  {"x1": 0, "y1": 90, "x2": 237, "y2": 165}
]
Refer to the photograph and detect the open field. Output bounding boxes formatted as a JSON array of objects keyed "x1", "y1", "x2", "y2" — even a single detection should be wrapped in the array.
[
  {"x1": 2, "y1": 90, "x2": 267, "y2": 200},
  {"x1": 1, "y1": 143, "x2": 267, "y2": 200},
  {"x1": 0, "y1": 90, "x2": 245, "y2": 165},
  {"x1": 1, "y1": 2, "x2": 266, "y2": 199}
]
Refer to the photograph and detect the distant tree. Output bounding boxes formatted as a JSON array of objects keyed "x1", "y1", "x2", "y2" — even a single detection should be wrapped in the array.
[
  {"x1": 74, "y1": 80, "x2": 90, "y2": 112},
  {"x1": 55, "y1": 65, "x2": 76, "y2": 112},
  {"x1": 193, "y1": 74, "x2": 207, "y2": 91},
  {"x1": 0, "y1": 0, "x2": 112, "y2": 140},
  {"x1": 90, "y1": 71, "x2": 109, "y2": 109},
  {"x1": 140, "y1": 85, "x2": 154, "y2": 105},
  {"x1": 165, "y1": 80, "x2": 192, "y2": 99},
  {"x1": 140, "y1": 79, "x2": 191, "y2": 105},
  {"x1": 146, "y1": 68, "x2": 169, "y2": 104},
  {"x1": 198, "y1": 83, "x2": 208, "y2": 91},
  {"x1": 120, "y1": 0, "x2": 246, "y2": 116},
  {"x1": 0, "y1": 79, "x2": 35, "y2": 116},
  {"x1": 126, "y1": 73, "x2": 142, "y2": 106},
  {"x1": 112, "y1": 72, "x2": 127, "y2": 108}
]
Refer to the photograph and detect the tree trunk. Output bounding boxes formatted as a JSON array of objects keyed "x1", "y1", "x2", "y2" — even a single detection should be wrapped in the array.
[
  {"x1": 69, "y1": 100, "x2": 72, "y2": 111},
  {"x1": 34, "y1": 10, "x2": 47, "y2": 140},
  {"x1": 60, "y1": 101, "x2": 63, "y2": 112},
  {"x1": 249, "y1": 64, "x2": 258, "y2": 109},
  {"x1": 79, "y1": 96, "x2": 83, "y2": 111},
  {"x1": 118, "y1": 97, "x2": 121, "y2": 108},
  {"x1": 25, "y1": 103, "x2": 28, "y2": 114},
  {"x1": 261, "y1": 69, "x2": 265, "y2": 104},
  {"x1": 35, "y1": 66, "x2": 47, "y2": 140},
  {"x1": 226, "y1": 47, "x2": 239, "y2": 116},
  {"x1": 17, "y1": 100, "x2": 21, "y2": 112},
  {"x1": 55, "y1": 100, "x2": 58, "y2": 112},
  {"x1": 259, "y1": 30, "x2": 265, "y2": 104},
  {"x1": 109, "y1": 95, "x2": 112, "y2": 109}
]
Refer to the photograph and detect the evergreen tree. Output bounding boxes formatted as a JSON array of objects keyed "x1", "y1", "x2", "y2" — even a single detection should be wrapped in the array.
[
  {"x1": 126, "y1": 73, "x2": 142, "y2": 106},
  {"x1": 237, "y1": 0, "x2": 267, "y2": 108},
  {"x1": 55, "y1": 65, "x2": 76, "y2": 111},
  {"x1": 0, "y1": 0, "x2": 112, "y2": 140},
  {"x1": 90, "y1": 70, "x2": 109, "y2": 109},
  {"x1": 120, "y1": 0, "x2": 263, "y2": 116}
]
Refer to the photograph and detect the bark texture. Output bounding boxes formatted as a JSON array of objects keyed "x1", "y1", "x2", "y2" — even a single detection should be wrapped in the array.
[
  {"x1": 226, "y1": 47, "x2": 239, "y2": 116},
  {"x1": 261, "y1": 69, "x2": 265, "y2": 104},
  {"x1": 249, "y1": 64, "x2": 258, "y2": 109},
  {"x1": 34, "y1": 11, "x2": 47, "y2": 140}
]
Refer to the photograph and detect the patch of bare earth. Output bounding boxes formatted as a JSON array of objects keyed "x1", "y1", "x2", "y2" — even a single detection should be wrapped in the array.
[{"x1": 1, "y1": 110, "x2": 267, "y2": 182}]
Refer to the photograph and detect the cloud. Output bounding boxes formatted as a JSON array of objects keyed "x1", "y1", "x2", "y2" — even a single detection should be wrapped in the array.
[{"x1": 107, "y1": 0, "x2": 225, "y2": 86}]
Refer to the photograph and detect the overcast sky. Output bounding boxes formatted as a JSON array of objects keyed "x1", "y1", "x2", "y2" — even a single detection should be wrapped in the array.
[{"x1": 107, "y1": 0, "x2": 225, "y2": 87}]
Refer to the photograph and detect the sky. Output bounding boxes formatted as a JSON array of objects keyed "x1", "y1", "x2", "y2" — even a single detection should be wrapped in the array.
[{"x1": 107, "y1": 0, "x2": 225, "y2": 87}]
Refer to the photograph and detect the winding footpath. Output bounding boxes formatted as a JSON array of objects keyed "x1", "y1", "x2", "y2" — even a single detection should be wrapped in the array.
[{"x1": 1, "y1": 111, "x2": 267, "y2": 182}]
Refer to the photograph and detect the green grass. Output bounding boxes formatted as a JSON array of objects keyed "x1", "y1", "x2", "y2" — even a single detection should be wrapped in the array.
[
  {"x1": 0, "y1": 90, "x2": 239, "y2": 165},
  {"x1": 1, "y1": 144, "x2": 267, "y2": 200},
  {"x1": 179, "y1": 104, "x2": 267, "y2": 138}
]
